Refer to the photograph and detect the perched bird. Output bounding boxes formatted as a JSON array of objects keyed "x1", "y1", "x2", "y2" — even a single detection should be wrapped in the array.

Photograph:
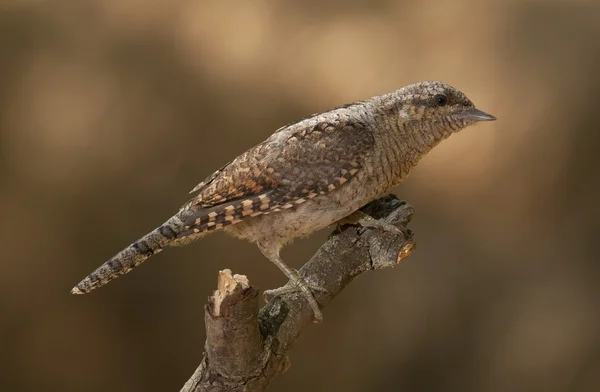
[{"x1": 71, "y1": 81, "x2": 495, "y2": 322}]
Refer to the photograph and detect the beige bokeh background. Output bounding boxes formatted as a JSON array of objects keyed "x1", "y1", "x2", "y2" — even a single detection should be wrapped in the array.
[{"x1": 2, "y1": 0, "x2": 600, "y2": 391}]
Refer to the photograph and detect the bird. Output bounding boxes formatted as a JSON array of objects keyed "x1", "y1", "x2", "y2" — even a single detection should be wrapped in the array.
[{"x1": 71, "y1": 81, "x2": 495, "y2": 322}]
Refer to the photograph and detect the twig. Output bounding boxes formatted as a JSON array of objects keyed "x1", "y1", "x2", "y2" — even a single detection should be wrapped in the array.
[{"x1": 181, "y1": 195, "x2": 416, "y2": 392}]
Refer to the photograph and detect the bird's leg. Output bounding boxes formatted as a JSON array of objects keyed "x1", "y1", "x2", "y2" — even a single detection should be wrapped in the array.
[
  {"x1": 339, "y1": 210, "x2": 408, "y2": 238},
  {"x1": 258, "y1": 242, "x2": 327, "y2": 323}
]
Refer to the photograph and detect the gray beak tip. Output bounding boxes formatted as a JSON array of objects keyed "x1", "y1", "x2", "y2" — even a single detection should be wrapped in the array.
[{"x1": 464, "y1": 108, "x2": 496, "y2": 122}]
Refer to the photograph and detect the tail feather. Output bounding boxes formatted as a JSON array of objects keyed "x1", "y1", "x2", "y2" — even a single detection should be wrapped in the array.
[{"x1": 71, "y1": 218, "x2": 182, "y2": 295}]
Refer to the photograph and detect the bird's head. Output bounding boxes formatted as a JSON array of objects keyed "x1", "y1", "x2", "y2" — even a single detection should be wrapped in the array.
[{"x1": 391, "y1": 81, "x2": 495, "y2": 134}]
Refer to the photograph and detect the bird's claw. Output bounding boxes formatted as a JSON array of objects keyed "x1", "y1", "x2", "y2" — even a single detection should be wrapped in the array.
[
  {"x1": 263, "y1": 270, "x2": 329, "y2": 323},
  {"x1": 358, "y1": 221, "x2": 408, "y2": 239},
  {"x1": 263, "y1": 284, "x2": 330, "y2": 302},
  {"x1": 341, "y1": 211, "x2": 408, "y2": 239}
]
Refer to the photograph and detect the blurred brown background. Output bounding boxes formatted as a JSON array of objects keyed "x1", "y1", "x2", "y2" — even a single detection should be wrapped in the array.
[{"x1": 1, "y1": 0, "x2": 599, "y2": 391}]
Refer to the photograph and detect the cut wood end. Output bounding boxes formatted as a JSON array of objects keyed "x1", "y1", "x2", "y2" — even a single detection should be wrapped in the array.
[
  {"x1": 211, "y1": 269, "x2": 250, "y2": 316},
  {"x1": 217, "y1": 269, "x2": 249, "y2": 293},
  {"x1": 397, "y1": 241, "x2": 416, "y2": 263}
]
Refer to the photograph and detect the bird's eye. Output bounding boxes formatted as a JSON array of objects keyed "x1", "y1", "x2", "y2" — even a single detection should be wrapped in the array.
[{"x1": 434, "y1": 94, "x2": 448, "y2": 107}]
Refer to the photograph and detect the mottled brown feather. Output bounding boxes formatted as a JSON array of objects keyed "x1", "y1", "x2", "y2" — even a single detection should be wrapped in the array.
[{"x1": 177, "y1": 117, "x2": 374, "y2": 238}]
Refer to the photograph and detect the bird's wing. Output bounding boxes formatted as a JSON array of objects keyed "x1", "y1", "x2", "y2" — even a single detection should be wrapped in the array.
[{"x1": 178, "y1": 116, "x2": 375, "y2": 236}]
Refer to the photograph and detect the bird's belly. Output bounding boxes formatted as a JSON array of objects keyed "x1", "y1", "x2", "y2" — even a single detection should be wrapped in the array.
[{"x1": 224, "y1": 189, "x2": 371, "y2": 245}]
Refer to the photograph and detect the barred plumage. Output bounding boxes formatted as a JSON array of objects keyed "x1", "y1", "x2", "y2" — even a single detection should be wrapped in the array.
[
  {"x1": 72, "y1": 81, "x2": 495, "y2": 322},
  {"x1": 176, "y1": 118, "x2": 370, "y2": 238}
]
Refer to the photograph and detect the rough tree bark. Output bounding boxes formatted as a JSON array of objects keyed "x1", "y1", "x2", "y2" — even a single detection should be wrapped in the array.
[{"x1": 181, "y1": 195, "x2": 416, "y2": 392}]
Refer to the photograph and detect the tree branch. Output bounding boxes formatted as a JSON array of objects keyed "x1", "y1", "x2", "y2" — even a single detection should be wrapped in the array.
[{"x1": 181, "y1": 195, "x2": 416, "y2": 392}]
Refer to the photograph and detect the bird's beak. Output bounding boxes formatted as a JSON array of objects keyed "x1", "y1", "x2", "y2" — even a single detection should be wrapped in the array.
[{"x1": 461, "y1": 108, "x2": 496, "y2": 122}]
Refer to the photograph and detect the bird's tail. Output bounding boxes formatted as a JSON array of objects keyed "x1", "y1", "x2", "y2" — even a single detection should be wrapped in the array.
[{"x1": 71, "y1": 216, "x2": 184, "y2": 295}]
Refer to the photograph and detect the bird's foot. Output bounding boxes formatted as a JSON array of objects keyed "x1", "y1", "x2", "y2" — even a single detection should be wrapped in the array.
[
  {"x1": 263, "y1": 282, "x2": 329, "y2": 302},
  {"x1": 263, "y1": 271, "x2": 329, "y2": 323},
  {"x1": 340, "y1": 210, "x2": 408, "y2": 238}
]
